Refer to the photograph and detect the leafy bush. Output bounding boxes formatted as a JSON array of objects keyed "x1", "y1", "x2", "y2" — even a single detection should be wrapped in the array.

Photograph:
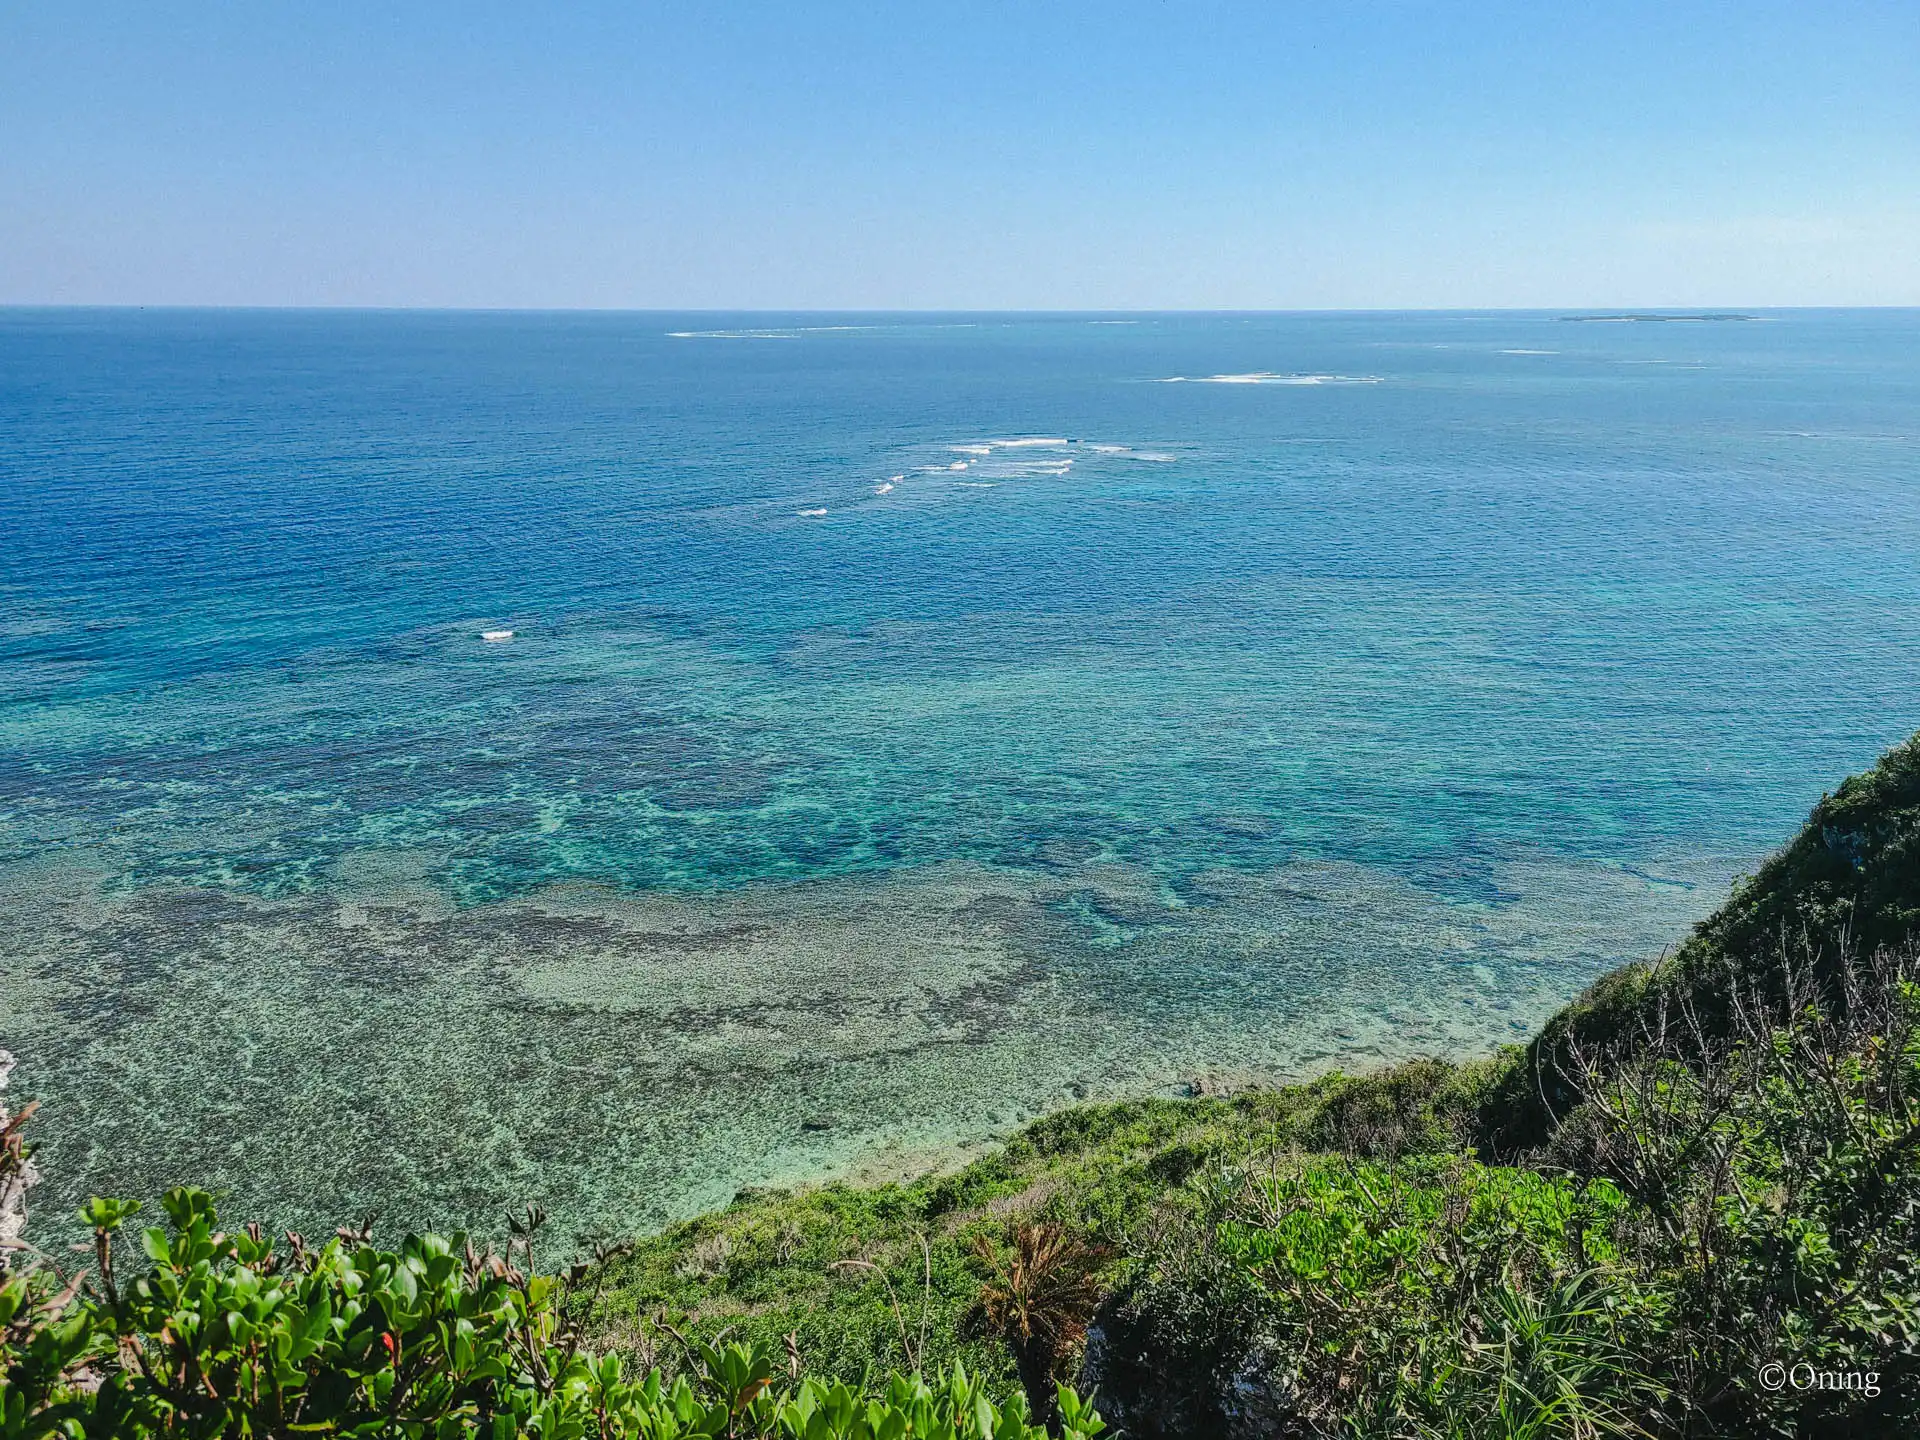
[
  {"x1": 1099, "y1": 1154, "x2": 1655, "y2": 1438},
  {"x1": 1090, "y1": 944, "x2": 1920, "y2": 1438},
  {"x1": 1548, "y1": 945, "x2": 1920, "y2": 1436},
  {"x1": 0, "y1": 1185, "x2": 1103, "y2": 1439}
]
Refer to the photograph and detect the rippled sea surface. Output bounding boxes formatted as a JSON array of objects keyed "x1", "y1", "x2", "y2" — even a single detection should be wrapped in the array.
[{"x1": 4, "y1": 309, "x2": 1918, "y2": 1241}]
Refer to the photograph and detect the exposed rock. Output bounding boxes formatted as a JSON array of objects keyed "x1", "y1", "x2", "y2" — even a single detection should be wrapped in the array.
[
  {"x1": 1080, "y1": 1300, "x2": 1310, "y2": 1440},
  {"x1": 1, "y1": 1050, "x2": 41, "y2": 1263}
]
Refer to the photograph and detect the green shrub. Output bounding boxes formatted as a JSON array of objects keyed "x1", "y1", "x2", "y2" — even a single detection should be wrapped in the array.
[
  {"x1": 1103, "y1": 1154, "x2": 1655, "y2": 1438},
  {"x1": 1092, "y1": 947, "x2": 1920, "y2": 1438},
  {"x1": 1553, "y1": 952, "x2": 1920, "y2": 1436},
  {"x1": 0, "y1": 1187, "x2": 1102, "y2": 1439}
]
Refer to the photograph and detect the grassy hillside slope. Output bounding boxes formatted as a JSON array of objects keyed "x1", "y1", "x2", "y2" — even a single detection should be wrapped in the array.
[
  {"x1": 1482, "y1": 731, "x2": 1920, "y2": 1156},
  {"x1": 590, "y1": 1060, "x2": 1504, "y2": 1388}
]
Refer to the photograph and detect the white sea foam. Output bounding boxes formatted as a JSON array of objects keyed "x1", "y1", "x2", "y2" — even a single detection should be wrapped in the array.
[
  {"x1": 1766, "y1": 431, "x2": 1911, "y2": 442},
  {"x1": 1501, "y1": 349, "x2": 1557, "y2": 356},
  {"x1": 668, "y1": 324, "x2": 880, "y2": 340},
  {"x1": 1157, "y1": 373, "x2": 1381, "y2": 386},
  {"x1": 666, "y1": 329, "x2": 800, "y2": 340},
  {"x1": 480, "y1": 630, "x2": 515, "y2": 643},
  {"x1": 797, "y1": 508, "x2": 828, "y2": 518},
  {"x1": 982, "y1": 458, "x2": 1075, "y2": 478},
  {"x1": 955, "y1": 481, "x2": 1000, "y2": 488},
  {"x1": 910, "y1": 435, "x2": 1166, "y2": 486},
  {"x1": 874, "y1": 482, "x2": 895, "y2": 495}
]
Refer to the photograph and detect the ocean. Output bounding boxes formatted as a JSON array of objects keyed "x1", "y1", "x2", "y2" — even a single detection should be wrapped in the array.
[{"x1": 4, "y1": 308, "x2": 1917, "y2": 1242}]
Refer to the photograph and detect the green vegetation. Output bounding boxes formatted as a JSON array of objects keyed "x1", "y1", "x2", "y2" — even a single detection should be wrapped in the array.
[
  {"x1": 585, "y1": 1063, "x2": 1501, "y2": 1394},
  {"x1": 588, "y1": 948, "x2": 1919, "y2": 1436},
  {"x1": 7, "y1": 733, "x2": 1920, "y2": 1436},
  {"x1": 1485, "y1": 729, "x2": 1920, "y2": 1155},
  {"x1": 0, "y1": 1184, "x2": 1102, "y2": 1439},
  {"x1": 591, "y1": 734, "x2": 1920, "y2": 1437},
  {"x1": 1098, "y1": 944, "x2": 1919, "y2": 1436}
]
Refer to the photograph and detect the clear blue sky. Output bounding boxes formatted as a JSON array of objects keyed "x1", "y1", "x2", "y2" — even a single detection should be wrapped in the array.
[{"x1": 3, "y1": 2, "x2": 1916, "y2": 308}]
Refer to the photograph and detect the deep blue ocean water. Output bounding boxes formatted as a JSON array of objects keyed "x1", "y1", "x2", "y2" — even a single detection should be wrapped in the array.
[{"x1": 4, "y1": 309, "x2": 1918, "y2": 1239}]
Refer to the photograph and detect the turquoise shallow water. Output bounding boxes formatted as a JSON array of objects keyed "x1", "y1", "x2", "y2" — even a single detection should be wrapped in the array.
[{"x1": 3, "y1": 309, "x2": 1918, "y2": 1242}]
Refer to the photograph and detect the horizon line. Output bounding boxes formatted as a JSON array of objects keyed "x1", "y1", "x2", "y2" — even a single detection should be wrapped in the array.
[{"x1": 6, "y1": 303, "x2": 1918, "y2": 316}]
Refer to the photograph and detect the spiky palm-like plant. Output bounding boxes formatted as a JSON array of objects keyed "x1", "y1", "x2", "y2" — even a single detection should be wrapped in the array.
[{"x1": 974, "y1": 1222, "x2": 1111, "y2": 1432}]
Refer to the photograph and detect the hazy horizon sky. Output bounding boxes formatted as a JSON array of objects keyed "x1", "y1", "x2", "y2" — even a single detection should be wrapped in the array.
[{"x1": 4, "y1": 2, "x2": 1917, "y2": 310}]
